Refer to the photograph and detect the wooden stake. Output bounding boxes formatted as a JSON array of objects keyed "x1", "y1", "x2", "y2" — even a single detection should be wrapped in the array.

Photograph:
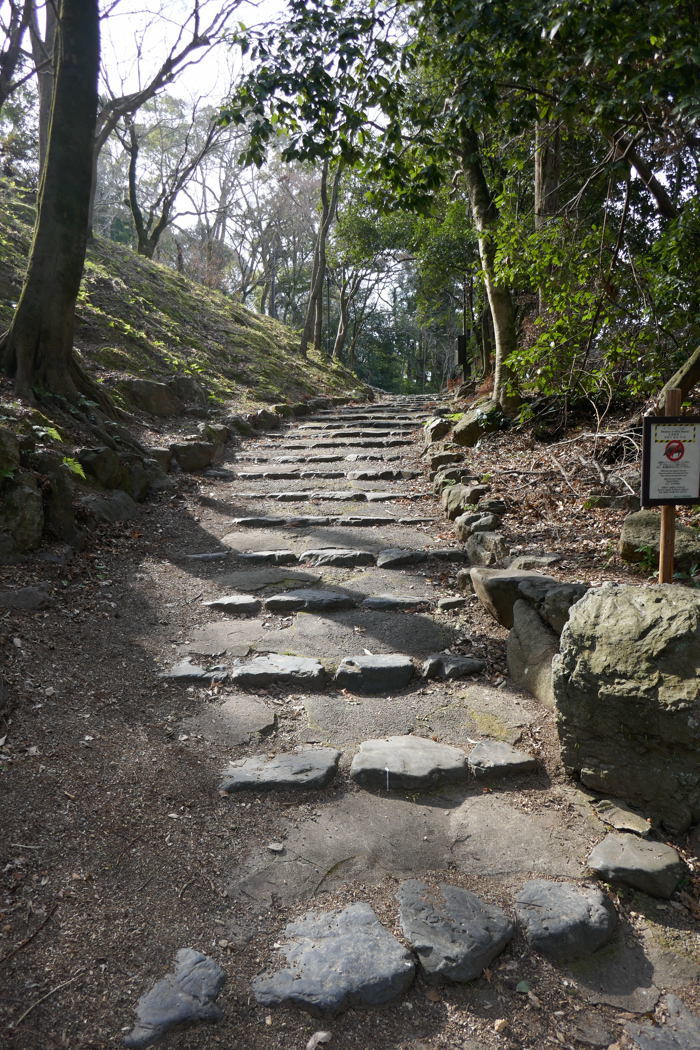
[{"x1": 658, "y1": 388, "x2": 682, "y2": 583}]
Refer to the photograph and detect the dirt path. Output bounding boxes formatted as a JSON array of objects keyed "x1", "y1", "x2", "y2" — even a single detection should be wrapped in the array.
[{"x1": 1, "y1": 396, "x2": 698, "y2": 1050}]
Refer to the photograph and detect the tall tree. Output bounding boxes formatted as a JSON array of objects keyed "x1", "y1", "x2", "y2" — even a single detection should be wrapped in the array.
[{"x1": 0, "y1": 0, "x2": 102, "y2": 404}]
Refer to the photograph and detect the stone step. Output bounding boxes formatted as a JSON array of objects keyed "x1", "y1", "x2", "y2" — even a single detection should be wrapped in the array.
[
  {"x1": 234, "y1": 490, "x2": 425, "y2": 502},
  {"x1": 262, "y1": 439, "x2": 414, "y2": 449},
  {"x1": 227, "y1": 515, "x2": 436, "y2": 528},
  {"x1": 225, "y1": 545, "x2": 463, "y2": 568},
  {"x1": 233, "y1": 469, "x2": 419, "y2": 482}
]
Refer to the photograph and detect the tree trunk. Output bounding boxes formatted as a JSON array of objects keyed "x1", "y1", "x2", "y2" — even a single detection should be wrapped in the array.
[
  {"x1": 534, "y1": 121, "x2": 560, "y2": 315},
  {"x1": 300, "y1": 159, "x2": 341, "y2": 356},
  {"x1": 0, "y1": 0, "x2": 104, "y2": 405},
  {"x1": 28, "y1": 0, "x2": 57, "y2": 173},
  {"x1": 460, "y1": 127, "x2": 518, "y2": 412}
]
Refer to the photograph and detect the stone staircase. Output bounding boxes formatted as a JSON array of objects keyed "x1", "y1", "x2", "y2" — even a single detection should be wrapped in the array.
[{"x1": 125, "y1": 394, "x2": 698, "y2": 1049}]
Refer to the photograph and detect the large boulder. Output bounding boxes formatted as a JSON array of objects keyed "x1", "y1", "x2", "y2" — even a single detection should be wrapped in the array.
[
  {"x1": 452, "y1": 405, "x2": 501, "y2": 448},
  {"x1": 619, "y1": 510, "x2": 700, "y2": 572},
  {"x1": 553, "y1": 583, "x2": 700, "y2": 833},
  {"x1": 117, "y1": 378, "x2": 184, "y2": 417},
  {"x1": 424, "y1": 417, "x2": 452, "y2": 443}
]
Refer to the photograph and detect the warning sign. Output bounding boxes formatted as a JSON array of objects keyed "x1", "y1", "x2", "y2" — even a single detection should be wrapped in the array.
[{"x1": 642, "y1": 416, "x2": 700, "y2": 506}]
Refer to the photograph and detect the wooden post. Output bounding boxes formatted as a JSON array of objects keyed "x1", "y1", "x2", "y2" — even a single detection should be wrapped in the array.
[{"x1": 658, "y1": 387, "x2": 682, "y2": 583}]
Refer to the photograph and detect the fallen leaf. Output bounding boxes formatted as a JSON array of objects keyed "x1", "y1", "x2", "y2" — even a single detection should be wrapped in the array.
[{"x1": 425, "y1": 987, "x2": 441, "y2": 1002}]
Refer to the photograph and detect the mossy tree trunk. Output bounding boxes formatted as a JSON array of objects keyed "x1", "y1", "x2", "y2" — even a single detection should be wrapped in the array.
[{"x1": 0, "y1": 0, "x2": 103, "y2": 405}]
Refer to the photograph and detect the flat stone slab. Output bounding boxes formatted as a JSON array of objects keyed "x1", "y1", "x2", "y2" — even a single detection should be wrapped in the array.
[
  {"x1": 626, "y1": 994, "x2": 700, "y2": 1049},
  {"x1": 335, "y1": 654, "x2": 414, "y2": 693},
  {"x1": 228, "y1": 516, "x2": 331, "y2": 528},
  {"x1": 238, "y1": 549, "x2": 298, "y2": 564},
  {"x1": 231, "y1": 655, "x2": 327, "y2": 689},
  {"x1": 264, "y1": 589, "x2": 358, "y2": 613},
  {"x1": 468, "y1": 741, "x2": 538, "y2": 777},
  {"x1": 299, "y1": 548, "x2": 376, "y2": 567},
  {"x1": 350, "y1": 735, "x2": 467, "y2": 790},
  {"x1": 220, "y1": 747, "x2": 341, "y2": 792},
  {"x1": 376, "y1": 548, "x2": 426, "y2": 568},
  {"x1": 252, "y1": 903, "x2": 415, "y2": 1015},
  {"x1": 0, "y1": 585, "x2": 50, "y2": 610},
  {"x1": 422, "y1": 654, "x2": 485, "y2": 679},
  {"x1": 592, "y1": 798, "x2": 652, "y2": 837},
  {"x1": 361, "y1": 595, "x2": 430, "y2": 611},
  {"x1": 179, "y1": 694, "x2": 276, "y2": 747},
  {"x1": 162, "y1": 658, "x2": 228, "y2": 682},
  {"x1": 203, "y1": 595, "x2": 261, "y2": 615},
  {"x1": 398, "y1": 879, "x2": 514, "y2": 981},
  {"x1": 587, "y1": 834, "x2": 688, "y2": 898},
  {"x1": 124, "y1": 948, "x2": 226, "y2": 1049},
  {"x1": 514, "y1": 880, "x2": 618, "y2": 961}
]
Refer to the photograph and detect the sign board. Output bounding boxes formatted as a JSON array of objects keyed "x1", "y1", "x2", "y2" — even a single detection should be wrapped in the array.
[{"x1": 641, "y1": 415, "x2": 700, "y2": 506}]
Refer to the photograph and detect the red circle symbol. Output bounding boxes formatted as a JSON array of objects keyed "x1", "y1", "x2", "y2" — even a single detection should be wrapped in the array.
[{"x1": 664, "y1": 440, "x2": 685, "y2": 462}]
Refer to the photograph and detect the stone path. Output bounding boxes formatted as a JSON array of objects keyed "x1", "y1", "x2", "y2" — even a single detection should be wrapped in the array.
[{"x1": 129, "y1": 394, "x2": 698, "y2": 1046}]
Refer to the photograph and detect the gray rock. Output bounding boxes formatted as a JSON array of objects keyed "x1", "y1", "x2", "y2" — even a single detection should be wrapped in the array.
[
  {"x1": 78, "y1": 490, "x2": 139, "y2": 524},
  {"x1": 587, "y1": 833, "x2": 688, "y2": 898},
  {"x1": 170, "y1": 441, "x2": 215, "y2": 472},
  {"x1": 470, "y1": 568, "x2": 559, "y2": 629},
  {"x1": 626, "y1": 994, "x2": 700, "y2": 1050},
  {"x1": 569, "y1": 1013, "x2": 614, "y2": 1047},
  {"x1": 554, "y1": 583, "x2": 700, "y2": 832},
  {"x1": 591, "y1": 799, "x2": 652, "y2": 837},
  {"x1": 350, "y1": 735, "x2": 467, "y2": 790},
  {"x1": 78, "y1": 446, "x2": 126, "y2": 488},
  {"x1": 441, "y1": 484, "x2": 490, "y2": 520},
  {"x1": 454, "y1": 512, "x2": 500, "y2": 542},
  {"x1": 0, "y1": 425, "x2": 20, "y2": 474},
  {"x1": 437, "y1": 597, "x2": 469, "y2": 611},
  {"x1": 427, "y1": 450, "x2": 463, "y2": 472},
  {"x1": 455, "y1": 569, "x2": 474, "y2": 593},
  {"x1": 375, "y1": 548, "x2": 425, "y2": 568},
  {"x1": 514, "y1": 880, "x2": 618, "y2": 961},
  {"x1": 452, "y1": 406, "x2": 501, "y2": 447},
  {"x1": 508, "y1": 553, "x2": 562, "y2": 571},
  {"x1": 118, "y1": 378, "x2": 184, "y2": 417},
  {"x1": 398, "y1": 880, "x2": 513, "y2": 982},
  {"x1": 477, "y1": 498, "x2": 508, "y2": 515},
  {"x1": 239, "y1": 550, "x2": 298, "y2": 565},
  {"x1": 0, "y1": 474, "x2": 44, "y2": 554},
  {"x1": 203, "y1": 595, "x2": 261, "y2": 615},
  {"x1": 229, "y1": 517, "x2": 293, "y2": 528},
  {"x1": 123, "y1": 948, "x2": 226, "y2": 1048},
  {"x1": 468, "y1": 740, "x2": 537, "y2": 776},
  {"x1": 252, "y1": 903, "x2": 415, "y2": 1014},
  {"x1": 264, "y1": 589, "x2": 357, "y2": 613},
  {"x1": 0, "y1": 585, "x2": 50, "y2": 611},
  {"x1": 506, "y1": 600, "x2": 558, "y2": 708},
  {"x1": 163, "y1": 658, "x2": 228, "y2": 682},
  {"x1": 422, "y1": 654, "x2": 485, "y2": 679},
  {"x1": 620, "y1": 510, "x2": 700, "y2": 571},
  {"x1": 517, "y1": 578, "x2": 589, "y2": 635},
  {"x1": 465, "y1": 532, "x2": 510, "y2": 568},
  {"x1": 220, "y1": 747, "x2": 340, "y2": 792},
  {"x1": 334, "y1": 654, "x2": 414, "y2": 693},
  {"x1": 299, "y1": 548, "x2": 375, "y2": 567},
  {"x1": 168, "y1": 374, "x2": 209, "y2": 409},
  {"x1": 424, "y1": 418, "x2": 452, "y2": 443},
  {"x1": 361, "y1": 595, "x2": 429, "y2": 611},
  {"x1": 232, "y1": 655, "x2": 327, "y2": 689}
]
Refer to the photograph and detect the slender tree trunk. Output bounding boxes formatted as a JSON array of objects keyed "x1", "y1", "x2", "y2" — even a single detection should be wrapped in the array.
[
  {"x1": 460, "y1": 127, "x2": 518, "y2": 411},
  {"x1": 300, "y1": 159, "x2": 341, "y2": 356},
  {"x1": 28, "y1": 0, "x2": 57, "y2": 173},
  {"x1": 0, "y1": 0, "x2": 104, "y2": 405},
  {"x1": 534, "y1": 121, "x2": 560, "y2": 315}
]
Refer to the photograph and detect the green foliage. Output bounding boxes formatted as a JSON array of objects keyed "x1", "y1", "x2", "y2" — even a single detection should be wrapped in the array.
[{"x1": 62, "y1": 457, "x2": 86, "y2": 479}]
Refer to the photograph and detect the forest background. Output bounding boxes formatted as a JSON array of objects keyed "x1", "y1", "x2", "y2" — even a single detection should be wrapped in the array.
[{"x1": 0, "y1": 0, "x2": 697, "y2": 413}]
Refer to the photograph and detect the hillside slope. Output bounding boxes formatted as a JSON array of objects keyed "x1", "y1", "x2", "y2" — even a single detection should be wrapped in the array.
[{"x1": 0, "y1": 180, "x2": 362, "y2": 410}]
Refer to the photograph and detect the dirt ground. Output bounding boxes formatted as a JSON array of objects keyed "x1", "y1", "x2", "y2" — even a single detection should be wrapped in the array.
[{"x1": 1, "y1": 401, "x2": 698, "y2": 1050}]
